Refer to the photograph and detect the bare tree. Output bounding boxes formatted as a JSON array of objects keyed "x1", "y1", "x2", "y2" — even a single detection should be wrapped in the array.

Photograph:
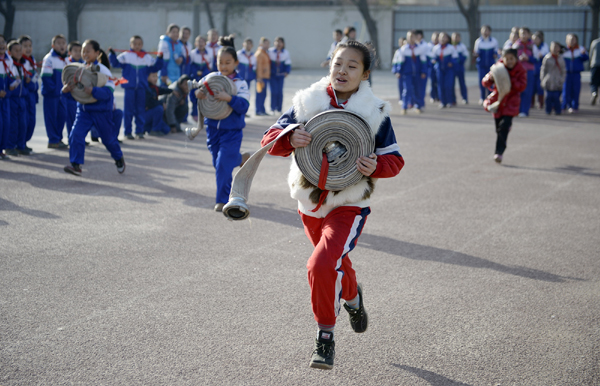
[
  {"x1": 348, "y1": 0, "x2": 380, "y2": 68},
  {"x1": 204, "y1": 1, "x2": 215, "y2": 30},
  {"x1": 0, "y1": 0, "x2": 15, "y2": 38},
  {"x1": 578, "y1": 0, "x2": 599, "y2": 43},
  {"x1": 66, "y1": 0, "x2": 87, "y2": 42},
  {"x1": 455, "y1": 0, "x2": 480, "y2": 71}
]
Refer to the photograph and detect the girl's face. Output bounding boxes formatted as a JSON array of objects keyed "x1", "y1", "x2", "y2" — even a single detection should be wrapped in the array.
[
  {"x1": 196, "y1": 37, "x2": 206, "y2": 51},
  {"x1": 21, "y1": 40, "x2": 32, "y2": 56},
  {"x1": 70, "y1": 46, "x2": 82, "y2": 61},
  {"x1": 131, "y1": 38, "x2": 143, "y2": 52},
  {"x1": 519, "y1": 29, "x2": 531, "y2": 41},
  {"x1": 348, "y1": 30, "x2": 356, "y2": 40},
  {"x1": 243, "y1": 41, "x2": 253, "y2": 52},
  {"x1": 329, "y1": 47, "x2": 369, "y2": 100},
  {"x1": 551, "y1": 43, "x2": 561, "y2": 56},
  {"x1": 452, "y1": 33, "x2": 461, "y2": 44},
  {"x1": 180, "y1": 29, "x2": 190, "y2": 43},
  {"x1": 431, "y1": 33, "x2": 438, "y2": 44},
  {"x1": 0, "y1": 37, "x2": 6, "y2": 55},
  {"x1": 481, "y1": 27, "x2": 490, "y2": 38},
  {"x1": 168, "y1": 27, "x2": 179, "y2": 41},
  {"x1": 274, "y1": 39, "x2": 283, "y2": 50},
  {"x1": 440, "y1": 34, "x2": 450, "y2": 45},
  {"x1": 566, "y1": 35, "x2": 577, "y2": 47},
  {"x1": 82, "y1": 43, "x2": 99, "y2": 64},
  {"x1": 503, "y1": 53, "x2": 517, "y2": 69},
  {"x1": 533, "y1": 35, "x2": 541, "y2": 46},
  {"x1": 208, "y1": 30, "x2": 218, "y2": 44},
  {"x1": 260, "y1": 39, "x2": 270, "y2": 50},
  {"x1": 509, "y1": 31, "x2": 518, "y2": 42},
  {"x1": 217, "y1": 51, "x2": 238, "y2": 76},
  {"x1": 53, "y1": 38, "x2": 67, "y2": 55}
]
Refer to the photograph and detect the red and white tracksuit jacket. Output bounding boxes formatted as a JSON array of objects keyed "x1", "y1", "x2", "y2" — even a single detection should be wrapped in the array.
[{"x1": 261, "y1": 77, "x2": 404, "y2": 327}]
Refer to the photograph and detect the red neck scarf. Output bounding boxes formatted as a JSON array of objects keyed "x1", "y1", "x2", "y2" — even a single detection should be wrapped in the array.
[
  {"x1": 410, "y1": 45, "x2": 416, "y2": 61},
  {"x1": 13, "y1": 59, "x2": 33, "y2": 77},
  {"x1": 243, "y1": 50, "x2": 253, "y2": 70},
  {"x1": 551, "y1": 54, "x2": 560, "y2": 67},
  {"x1": 440, "y1": 44, "x2": 447, "y2": 61},
  {"x1": 209, "y1": 42, "x2": 218, "y2": 58},
  {"x1": 326, "y1": 83, "x2": 348, "y2": 109},
  {"x1": 199, "y1": 49, "x2": 210, "y2": 67},
  {"x1": 0, "y1": 55, "x2": 14, "y2": 78},
  {"x1": 129, "y1": 50, "x2": 146, "y2": 59},
  {"x1": 180, "y1": 41, "x2": 189, "y2": 64},
  {"x1": 23, "y1": 55, "x2": 36, "y2": 69}
]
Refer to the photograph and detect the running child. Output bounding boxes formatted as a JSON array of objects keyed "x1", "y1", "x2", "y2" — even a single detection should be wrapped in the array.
[
  {"x1": 18, "y1": 35, "x2": 39, "y2": 149},
  {"x1": 432, "y1": 32, "x2": 458, "y2": 108},
  {"x1": 513, "y1": 27, "x2": 535, "y2": 117},
  {"x1": 268, "y1": 36, "x2": 291, "y2": 114},
  {"x1": 452, "y1": 32, "x2": 469, "y2": 104},
  {"x1": 41, "y1": 34, "x2": 68, "y2": 149},
  {"x1": 158, "y1": 24, "x2": 183, "y2": 86},
  {"x1": 260, "y1": 40, "x2": 404, "y2": 370},
  {"x1": 531, "y1": 31, "x2": 549, "y2": 109},
  {"x1": 473, "y1": 25, "x2": 498, "y2": 104},
  {"x1": 194, "y1": 36, "x2": 251, "y2": 212},
  {"x1": 540, "y1": 41, "x2": 566, "y2": 115},
  {"x1": 62, "y1": 40, "x2": 125, "y2": 176},
  {"x1": 482, "y1": 48, "x2": 526, "y2": 163},
  {"x1": 562, "y1": 33, "x2": 589, "y2": 113},
  {"x1": 254, "y1": 37, "x2": 270, "y2": 116},
  {"x1": 189, "y1": 35, "x2": 212, "y2": 122},
  {"x1": 109, "y1": 35, "x2": 164, "y2": 139}
]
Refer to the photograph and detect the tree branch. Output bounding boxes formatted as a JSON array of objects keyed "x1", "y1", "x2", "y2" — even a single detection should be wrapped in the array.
[{"x1": 455, "y1": 0, "x2": 468, "y2": 17}]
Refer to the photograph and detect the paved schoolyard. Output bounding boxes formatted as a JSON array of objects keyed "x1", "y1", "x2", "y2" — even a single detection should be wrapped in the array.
[{"x1": 1, "y1": 70, "x2": 599, "y2": 385}]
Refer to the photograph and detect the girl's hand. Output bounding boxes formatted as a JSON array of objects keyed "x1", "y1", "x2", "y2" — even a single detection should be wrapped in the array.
[
  {"x1": 195, "y1": 89, "x2": 208, "y2": 99},
  {"x1": 290, "y1": 124, "x2": 311, "y2": 148},
  {"x1": 396, "y1": 73, "x2": 401, "y2": 78},
  {"x1": 520, "y1": 54, "x2": 529, "y2": 62},
  {"x1": 421, "y1": 73, "x2": 426, "y2": 79},
  {"x1": 356, "y1": 153, "x2": 377, "y2": 176},
  {"x1": 84, "y1": 85, "x2": 93, "y2": 95},
  {"x1": 62, "y1": 83, "x2": 75, "y2": 93},
  {"x1": 447, "y1": 62, "x2": 453, "y2": 67},
  {"x1": 161, "y1": 76, "x2": 169, "y2": 85},
  {"x1": 214, "y1": 89, "x2": 232, "y2": 102},
  {"x1": 175, "y1": 57, "x2": 183, "y2": 65},
  {"x1": 25, "y1": 76, "x2": 31, "y2": 84},
  {"x1": 0, "y1": 90, "x2": 6, "y2": 98}
]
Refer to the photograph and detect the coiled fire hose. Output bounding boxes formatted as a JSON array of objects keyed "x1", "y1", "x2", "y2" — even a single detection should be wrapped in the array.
[
  {"x1": 61, "y1": 63, "x2": 108, "y2": 104},
  {"x1": 486, "y1": 63, "x2": 511, "y2": 113},
  {"x1": 185, "y1": 75, "x2": 237, "y2": 140},
  {"x1": 223, "y1": 110, "x2": 374, "y2": 221}
]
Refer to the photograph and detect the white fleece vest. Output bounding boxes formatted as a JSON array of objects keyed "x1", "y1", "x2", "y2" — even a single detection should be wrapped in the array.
[{"x1": 288, "y1": 77, "x2": 391, "y2": 215}]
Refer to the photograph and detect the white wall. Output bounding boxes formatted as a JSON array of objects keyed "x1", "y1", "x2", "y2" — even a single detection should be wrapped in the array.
[{"x1": 2, "y1": 2, "x2": 394, "y2": 69}]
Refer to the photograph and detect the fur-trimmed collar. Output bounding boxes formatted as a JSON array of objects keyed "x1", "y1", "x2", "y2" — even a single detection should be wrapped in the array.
[{"x1": 292, "y1": 76, "x2": 391, "y2": 135}]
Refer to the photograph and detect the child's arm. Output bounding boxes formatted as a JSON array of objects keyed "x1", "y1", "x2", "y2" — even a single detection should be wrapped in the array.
[
  {"x1": 261, "y1": 108, "x2": 301, "y2": 157},
  {"x1": 108, "y1": 49, "x2": 122, "y2": 69},
  {"x1": 148, "y1": 54, "x2": 164, "y2": 73},
  {"x1": 284, "y1": 50, "x2": 292, "y2": 75},
  {"x1": 368, "y1": 117, "x2": 404, "y2": 178},
  {"x1": 41, "y1": 55, "x2": 56, "y2": 96},
  {"x1": 214, "y1": 79, "x2": 250, "y2": 116}
]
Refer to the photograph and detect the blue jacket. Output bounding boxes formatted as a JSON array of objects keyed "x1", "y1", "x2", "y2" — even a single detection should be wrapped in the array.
[
  {"x1": 563, "y1": 47, "x2": 589, "y2": 73},
  {"x1": 158, "y1": 35, "x2": 183, "y2": 82},
  {"x1": 202, "y1": 72, "x2": 249, "y2": 130},
  {"x1": 268, "y1": 48, "x2": 291, "y2": 77},
  {"x1": 474, "y1": 36, "x2": 498, "y2": 71},
  {"x1": 108, "y1": 50, "x2": 163, "y2": 89},
  {"x1": 189, "y1": 48, "x2": 212, "y2": 81},
  {"x1": 41, "y1": 49, "x2": 67, "y2": 98}
]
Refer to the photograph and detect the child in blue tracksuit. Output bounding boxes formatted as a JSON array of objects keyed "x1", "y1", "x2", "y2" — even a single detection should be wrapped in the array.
[
  {"x1": 6, "y1": 41, "x2": 36, "y2": 156},
  {"x1": 206, "y1": 29, "x2": 222, "y2": 72},
  {"x1": 109, "y1": 35, "x2": 164, "y2": 139},
  {"x1": 452, "y1": 32, "x2": 469, "y2": 104},
  {"x1": 268, "y1": 36, "x2": 291, "y2": 113},
  {"x1": 393, "y1": 31, "x2": 426, "y2": 114},
  {"x1": 158, "y1": 24, "x2": 183, "y2": 86},
  {"x1": 427, "y1": 32, "x2": 439, "y2": 102},
  {"x1": 562, "y1": 33, "x2": 589, "y2": 113},
  {"x1": 194, "y1": 37, "x2": 250, "y2": 212},
  {"x1": 414, "y1": 30, "x2": 429, "y2": 109},
  {"x1": 473, "y1": 25, "x2": 498, "y2": 104},
  {"x1": 189, "y1": 35, "x2": 212, "y2": 122},
  {"x1": 0, "y1": 34, "x2": 15, "y2": 159},
  {"x1": 144, "y1": 72, "x2": 172, "y2": 136},
  {"x1": 41, "y1": 34, "x2": 68, "y2": 149},
  {"x1": 237, "y1": 38, "x2": 257, "y2": 91},
  {"x1": 432, "y1": 32, "x2": 458, "y2": 108},
  {"x1": 62, "y1": 40, "x2": 124, "y2": 176},
  {"x1": 179, "y1": 26, "x2": 193, "y2": 77},
  {"x1": 531, "y1": 31, "x2": 549, "y2": 109},
  {"x1": 18, "y1": 36, "x2": 39, "y2": 149},
  {"x1": 63, "y1": 41, "x2": 83, "y2": 138}
]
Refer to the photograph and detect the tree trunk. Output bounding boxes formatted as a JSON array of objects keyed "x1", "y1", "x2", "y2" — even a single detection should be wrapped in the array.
[
  {"x1": 456, "y1": 0, "x2": 480, "y2": 71},
  {"x1": 204, "y1": 1, "x2": 215, "y2": 30},
  {"x1": 222, "y1": 2, "x2": 229, "y2": 36},
  {"x1": 592, "y1": 0, "x2": 599, "y2": 42},
  {"x1": 65, "y1": 0, "x2": 86, "y2": 42},
  {"x1": 351, "y1": 0, "x2": 380, "y2": 69},
  {"x1": 193, "y1": 0, "x2": 201, "y2": 38},
  {"x1": 0, "y1": 0, "x2": 16, "y2": 39}
]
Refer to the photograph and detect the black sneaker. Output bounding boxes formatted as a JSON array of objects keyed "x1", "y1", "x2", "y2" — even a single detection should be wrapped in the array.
[
  {"x1": 115, "y1": 157, "x2": 126, "y2": 174},
  {"x1": 148, "y1": 130, "x2": 166, "y2": 137},
  {"x1": 91, "y1": 136, "x2": 100, "y2": 142},
  {"x1": 126, "y1": 134, "x2": 135, "y2": 140},
  {"x1": 343, "y1": 284, "x2": 368, "y2": 333},
  {"x1": 592, "y1": 92, "x2": 598, "y2": 106},
  {"x1": 136, "y1": 133, "x2": 145, "y2": 139},
  {"x1": 5, "y1": 148, "x2": 18, "y2": 156},
  {"x1": 64, "y1": 163, "x2": 82, "y2": 176},
  {"x1": 17, "y1": 148, "x2": 31, "y2": 155},
  {"x1": 309, "y1": 331, "x2": 335, "y2": 370}
]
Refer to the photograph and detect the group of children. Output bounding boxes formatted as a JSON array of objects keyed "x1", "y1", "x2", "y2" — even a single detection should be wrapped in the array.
[
  {"x1": 392, "y1": 29, "x2": 470, "y2": 113},
  {"x1": 392, "y1": 26, "x2": 591, "y2": 117}
]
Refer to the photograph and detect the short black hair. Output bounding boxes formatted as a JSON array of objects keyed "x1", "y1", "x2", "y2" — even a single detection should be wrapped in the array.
[
  {"x1": 68, "y1": 41, "x2": 81, "y2": 52},
  {"x1": 502, "y1": 48, "x2": 518, "y2": 59}
]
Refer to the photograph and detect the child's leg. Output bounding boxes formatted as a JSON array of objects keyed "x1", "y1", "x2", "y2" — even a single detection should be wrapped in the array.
[
  {"x1": 0, "y1": 99, "x2": 10, "y2": 151},
  {"x1": 591, "y1": 66, "x2": 600, "y2": 96},
  {"x1": 430, "y1": 66, "x2": 439, "y2": 101},
  {"x1": 396, "y1": 76, "x2": 402, "y2": 102},
  {"x1": 190, "y1": 89, "x2": 198, "y2": 118},
  {"x1": 213, "y1": 129, "x2": 243, "y2": 204},
  {"x1": 65, "y1": 99, "x2": 77, "y2": 137},
  {"x1": 572, "y1": 72, "x2": 581, "y2": 110},
  {"x1": 437, "y1": 70, "x2": 445, "y2": 105},
  {"x1": 26, "y1": 94, "x2": 36, "y2": 143},
  {"x1": 134, "y1": 88, "x2": 146, "y2": 135},
  {"x1": 276, "y1": 76, "x2": 285, "y2": 112},
  {"x1": 562, "y1": 75, "x2": 572, "y2": 110},
  {"x1": 545, "y1": 91, "x2": 552, "y2": 114},
  {"x1": 417, "y1": 73, "x2": 427, "y2": 108},
  {"x1": 123, "y1": 88, "x2": 135, "y2": 136},
  {"x1": 478, "y1": 66, "x2": 487, "y2": 101},
  {"x1": 553, "y1": 91, "x2": 562, "y2": 115},
  {"x1": 255, "y1": 79, "x2": 268, "y2": 114},
  {"x1": 43, "y1": 96, "x2": 62, "y2": 144},
  {"x1": 458, "y1": 68, "x2": 468, "y2": 102},
  {"x1": 519, "y1": 71, "x2": 534, "y2": 115},
  {"x1": 401, "y1": 75, "x2": 415, "y2": 110},
  {"x1": 16, "y1": 98, "x2": 29, "y2": 150},
  {"x1": 494, "y1": 116, "x2": 512, "y2": 155},
  {"x1": 92, "y1": 111, "x2": 123, "y2": 161},
  {"x1": 112, "y1": 109, "x2": 123, "y2": 138},
  {"x1": 301, "y1": 206, "x2": 370, "y2": 329},
  {"x1": 8, "y1": 98, "x2": 24, "y2": 150},
  {"x1": 68, "y1": 110, "x2": 92, "y2": 165}
]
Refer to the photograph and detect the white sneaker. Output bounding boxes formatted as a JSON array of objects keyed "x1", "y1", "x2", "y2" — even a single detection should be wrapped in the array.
[
  {"x1": 494, "y1": 154, "x2": 503, "y2": 163},
  {"x1": 478, "y1": 99, "x2": 484, "y2": 105},
  {"x1": 517, "y1": 112, "x2": 527, "y2": 118}
]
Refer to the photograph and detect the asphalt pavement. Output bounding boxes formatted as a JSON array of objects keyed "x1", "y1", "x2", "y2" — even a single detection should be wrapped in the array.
[{"x1": 1, "y1": 69, "x2": 599, "y2": 385}]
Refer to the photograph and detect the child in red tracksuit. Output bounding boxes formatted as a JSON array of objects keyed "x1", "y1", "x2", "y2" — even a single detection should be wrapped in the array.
[
  {"x1": 261, "y1": 40, "x2": 404, "y2": 370},
  {"x1": 482, "y1": 48, "x2": 527, "y2": 163}
]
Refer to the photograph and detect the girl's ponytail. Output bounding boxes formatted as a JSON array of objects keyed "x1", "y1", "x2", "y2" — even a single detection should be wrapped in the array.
[{"x1": 98, "y1": 49, "x2": 110, "y2": 69}]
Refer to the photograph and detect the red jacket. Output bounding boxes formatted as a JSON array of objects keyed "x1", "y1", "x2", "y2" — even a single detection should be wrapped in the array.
[{"x1": 482, "y1": 59, "x2": 527, "y2": 118}]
